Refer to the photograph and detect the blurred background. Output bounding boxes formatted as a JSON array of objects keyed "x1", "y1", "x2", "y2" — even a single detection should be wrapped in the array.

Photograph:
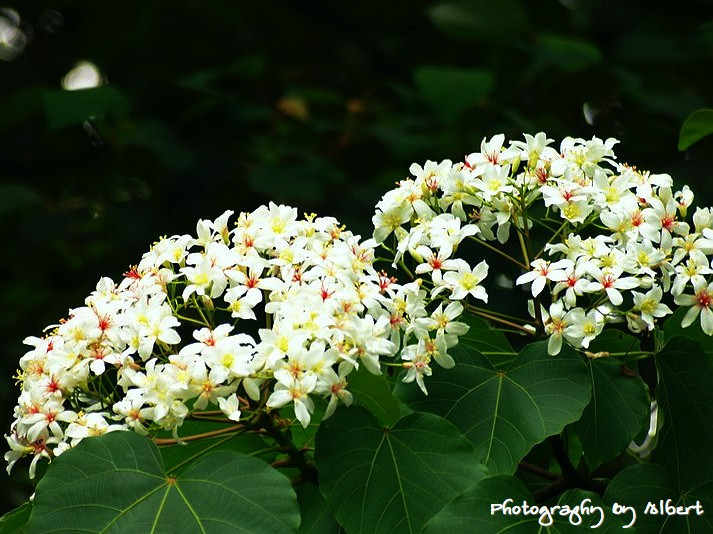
[{"x1": 1, "y1": 0, "x2": 712, "y2": 511}]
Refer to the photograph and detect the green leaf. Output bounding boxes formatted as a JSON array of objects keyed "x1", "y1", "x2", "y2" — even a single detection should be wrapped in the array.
[
  {"x1": 159, "y1": 427, "x2": 276, "y2": 475},
  {"x1": 26, "y1": 431, "x2": 300, "y2": 534},
  {"x1": 178, "y1": 55, "x2": 267, "y2": 93},
  {"x1": 348, "y1": 366, "x2": 411, "y2": 426},
  {"x1": 41, "y1": 87, "x2": 130, "y2": 130},
  {"x1": 586, "y1": 328, "x2": 641, "y2": 357},
  {"x1": 427, "y1": 0, "x2": 527, "y2": 43},
  {"x1": 459, "y1": 314, "x2": 515, "y2": 361},
  {"x1": 678, "y1": 109, "x2": 713, "y2": 151},
  {"x1": 605, "y1": 463, "x2": 713, "y2": 533},
  {"x1": 554, "y1": 490, "x2": 630, "y2": 532},
  {"x1": 534, "y1": 34, "x2": 602, "y2": 72},
  {"x1": 395, "y1": 341, "x2": 591, "y2": 475},
  {"x1": 414, "y1": 66, "x2": 495, "y2": 119},
  {"x1": 296, "y1": 483, "x2": 342, "y2": 534},
  {"x1": 315, "y1": 406, "x2": 487, "y2": 534},
  {"x1": 425, "y1": 479, "x2": 628, "y2": 532},
  {"x1": 0, "y1": 184, "x2": 42, "y2": 217},
  {"x1": 575, "y1": 357, "x2": 650, "y2": 470},
  {"x1": 653, "y1": 336, "x2": 713, "y2": 489},
  {"x1": 664, "y1": 307, "x2": 713, "y2": 357},
  {"x1": 0, "y1": 502, "x2": 32, "y2": 534},
  {"x1": 423, "y1": 476, "x2": 533, "y2": 533}
]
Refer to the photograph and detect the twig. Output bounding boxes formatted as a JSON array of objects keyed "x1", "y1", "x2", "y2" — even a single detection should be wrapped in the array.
[
  {"x1": 519, "y1": 461, "x2": 559, "y2": 481},
  {"x1": 533, "y1": 435, "x2": 607, "y2": 503},
  {"x1": 153, "y1": 424, "x2": 245, "y2": 445},
  {"x1": 260, "y1": 414, "x2": 318, "y2": 485},
  {"x1": 465, "y1": 305, "x2": 534, "y2": 335},
  {"x1": 469, "y1": 237, "x2": 529, "y2": 270}
]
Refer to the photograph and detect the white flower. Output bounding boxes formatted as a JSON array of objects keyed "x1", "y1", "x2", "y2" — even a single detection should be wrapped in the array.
[
  {"x1": 552, "y1": 262, "x2": 590, "y2": 308},
  {"x1": 544, "y1": 301, "x2": 582, "y2": 355},
  {"x1": 516, "y1": 258, "x2": 572, "y2": 297},
  {"x1": 224, "y1": 285, "x2": 262, "y2": 320},
  {"x1": 419, "y1": 301, "x2": 469, "y2": 337},
  {"x1": 266, "y1": 375, "x2": 317, "y2": 428},
  {"x1": 204, "y1": 334, "x2": 255, "y2": 384},
  {"x1": 441, "y1": 261, "x2": 489, "y2": 301},
  {"x1": 640, "y1": 188, "x2": 689, "y2": 249},
  {"x1": 64, "y1": 413, "x2": 124, "y2": 444},
  {"x1": 566, "y1": 309, "x2": 604, "y2": 349},
  {"x1": 674, "y1": 279, "x2": 713, "y2": 335},
  {"x1": 672, "y1": 256, "x2": 712, "y2": 296},
  {"x1": 632, "y1": 286, "x2": 672, "y2": 330},
  {"x1": 584, "y1": 266, "x2": 639, "y2": 306},
  {"x1": 400, "y1": 344, "x2": 432, "y2": 395},
  {"x1": 472, "y1": 164, "x2": 513, "y2": 201},
  {"x1": 181, "y1": 255, "x2": 228, "y2": 300},
  {"x1": 428, "y1": 214, "x2": 479, "y2": 257},
  {"x1": 413, "y1": 246, "x2": 466, "y2": 284},
  {"x1": 372, "y1": 200, "x2": 412, "y2": 244},
  {"x1": 217, "y1": 394, "x2": 242, "y2": 422},
  {"x1": 465, "y1": 134, "x2": 519, "y2": 169},
  {"x1": 321, "y1": 369, "x2": 353, "y2": 419}
]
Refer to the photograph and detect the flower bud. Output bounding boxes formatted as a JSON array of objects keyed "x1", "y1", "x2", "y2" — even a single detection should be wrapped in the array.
[
  {"x1": 693, "y1": 207, "x2": 713, "y2": 233},
  {"x1": 201, "y1": 295, "x2": 214, "y2": 310}
]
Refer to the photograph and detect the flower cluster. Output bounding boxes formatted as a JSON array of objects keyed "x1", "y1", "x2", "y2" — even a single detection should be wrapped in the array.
[
  {"x1": 10, "y1": 133, "x2": 713, "y2": 479},
  {"x1": 6, "y1": 204, "x2": 469, "y2": 477},
  {"x1": 372, "y1": 133, "x2": 713, "y2": 356}
]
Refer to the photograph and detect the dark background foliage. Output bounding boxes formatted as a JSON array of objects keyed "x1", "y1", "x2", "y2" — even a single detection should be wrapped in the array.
[{"x1": 1, "y1": 0, "x2": 712, "y2": 511}]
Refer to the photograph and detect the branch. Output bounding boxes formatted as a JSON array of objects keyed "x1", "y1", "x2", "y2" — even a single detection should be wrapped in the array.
[
  {"x1": 260, "y1": 414, "x2": 318, "y2": 486},
  {"x1": 518, "y1": 461, "x2": 559, "y2": 481},
  {"x1": 532, "y1": 435, "x2": 607, "y2": 503}
]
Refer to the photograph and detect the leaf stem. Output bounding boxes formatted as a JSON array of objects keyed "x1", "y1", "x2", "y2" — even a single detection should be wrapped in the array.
[
  {"x1": 152, "y1": 424, "x2": 245, "y2": 445},
  {"x1": 469, "y1": 236, "x2": 528, "y2": 270},
  {"x1": 533, "y1": 220, "x2": 568, "y2": 261},
  {"x1": 398, "y1": 259, "x2": 415, "y2": 280},
  {"x1": 468, "y1": 304, "x2": 537, "y2": 324},
  {"x1": 174, "y1": 313, "x2": 210, "y2": 327},
  {"x1": 465, "y1": 305, "x2": 534, "y2": 335}
]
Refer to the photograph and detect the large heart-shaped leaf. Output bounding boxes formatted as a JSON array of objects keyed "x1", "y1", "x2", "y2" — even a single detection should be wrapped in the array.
[
  {"x1": 664, "y1": 308, "x2": 713, "y2": 358},
  {"x1": 534, "y1": 34, "x2": 602, "y2": 73},
  {"x1": 575, "y1": 357, "x2": 650, "y2": 470},
  {"x1": 605, "y1": 463, "x2": 713, "y2": 533},
  {"x1": 423, "y1": 476, "x2": 533, "y2": 533},
  {"x1": 425, "y1": 478, "x2": 629, "y2": 532},
  {"x1": 347, "y1": 366, "x2": 412, "y2": 426},
  {"x1": 395, "y1": 341, "x2": 591, "y2": 474},
  {"x1": 413, "y1": 66, "x2": 495, "y2": 119},
  {"x1": 0, "y1": 501, "x2": 31, "y2": 534},
  {"x1": 459, "y1": 315, "x2": 516, "y2": 361},
  {"x1": 296, "y1": 483, "x2": 342, "y2": 534},
  {"x1": 157, "y1": 419, "x2": 277, "y2": 474},
  {"x1": 26, "y1": 431, "x2": 300, "y2": 534},
  {"x1": 653, "y1": 336, "x2": 713, "y2": 489},
  {"x1": 427, "y1": 0, "x2": 528, "y2": 43},
  {"x1": 315, "y1": 406, "x2": 487, "y2": 534},
  {"x1": 587, "y1": 328, "x2": 641, "y2": 358}
]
